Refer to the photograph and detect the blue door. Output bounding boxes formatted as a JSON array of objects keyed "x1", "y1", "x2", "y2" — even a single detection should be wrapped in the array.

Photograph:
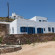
[
  {"x1": 28, "y1": 27, "x2": 35, "y2": 34},
  {"x1": 20, "y1": 27, "x2": 35, "y2": 34},
  {"x1": 37, "y1": 28, "x2": 43, "y2": 34}
]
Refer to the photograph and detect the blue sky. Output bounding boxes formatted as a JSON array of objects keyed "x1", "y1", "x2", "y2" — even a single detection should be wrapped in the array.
[{"x1": 0, "y1": 0, "x2": 55, "y2": 22}]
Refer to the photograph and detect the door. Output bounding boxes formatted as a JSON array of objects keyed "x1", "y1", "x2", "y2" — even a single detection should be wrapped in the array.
[
  {"x1": 37, "y1": 28, "x2": 43, "y2": 34},
  {"x1": 28, "y1": 27, "x2": 35, "y2": 34}
]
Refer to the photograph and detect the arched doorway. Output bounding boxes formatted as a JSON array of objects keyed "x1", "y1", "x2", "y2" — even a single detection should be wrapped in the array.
[{"x1": 37, "y1": 28, "x2": 43, "y2": 34}]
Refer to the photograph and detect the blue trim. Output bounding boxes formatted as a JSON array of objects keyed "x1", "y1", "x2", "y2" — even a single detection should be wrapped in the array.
[
  {"x1": 52, "y1": 27, "x2": 54, "y2": 33},
  {"x1": 20, "y1": 27, "x2": 35, "y2": 34},
  {"x1": 20, "y1": 27, "x2": 27, "y2": 32},
  {"x1": 37, "y1": 28, "x2": 43, "y2": 34},
  {"x1": 27, "y1": 27, "x2": 35, "y2": 34},
  {"x1": 48, "y1": 27, "x2": 51, "y2": 32}
]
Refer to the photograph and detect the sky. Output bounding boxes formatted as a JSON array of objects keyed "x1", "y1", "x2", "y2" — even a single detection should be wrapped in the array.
[{"x1": 0, "y1": 0, "x2": 55, "y2": 22}]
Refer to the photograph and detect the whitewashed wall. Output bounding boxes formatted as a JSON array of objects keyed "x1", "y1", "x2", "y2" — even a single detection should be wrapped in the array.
[
  {"x1": 30, "y1": 16, "x2": 48, "y2": 22},
  {"x1": 10, "y1": 19, "x2": 17, "y2": 34},
  {"x1": 10, "y1": 16, "x2": 55, "y2": 34}
]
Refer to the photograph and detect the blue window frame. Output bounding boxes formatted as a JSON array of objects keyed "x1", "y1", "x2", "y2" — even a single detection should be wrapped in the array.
[
  {"x1": 44, "y1": 28, "x2": 45, "y2": 31},
  {"x1": 20, "y1": 27, "x2": 35, "y2": 34},
  {"x1": 39, "y1": 20, "x2": 41, "y2": 22},
  {"x1": 28, "y1": 27, "x2": 35, "y2": 34},
  {"x1": 48, "y1": 27, "x2": 51, "y2": 32},
  {"x1": 52, "y1": 27, "x2": 54, "y2": 33},
  {"x1": 37, "y1": 28, "x2": 43, "y2": 34},
  {"x1": 20, "y1": 27, "x2": 27, "y2": 32}
]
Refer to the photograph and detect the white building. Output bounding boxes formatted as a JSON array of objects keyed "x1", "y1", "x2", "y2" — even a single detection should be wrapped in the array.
[
  {"x1": 9, "y1": 13, "x2": 55, "y2": 34},
  {"x1": 9, "y1": 13, "x2": 24, "y2": 19}
]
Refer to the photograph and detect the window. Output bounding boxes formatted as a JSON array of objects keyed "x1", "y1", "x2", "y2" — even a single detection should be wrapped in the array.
[
  {"x1": 39, "y1": 20, "x2": 41, "y2": 22},
  {"x1": 20, "y1": 27, "x2": 35, "y2": 34},
  {"x1": 52, "y1": 27, "x2": 54, "y2": 33},
  {"x1": 48, "y1": 27, "x2": 51, "y2": 32},
  {"x1": 12, "y1": 27, "x2": 14, "y2": 33},
  {"x1": 20, "y1": 27, "x2": 27, "y2": 32},
  {"x1": 44, "y1": 28, "x2": 45, "y2": 31},
  {"x1": 43, "y1": 20, "x2": 47, "y2": 22},
  {"x1": 28, "y1": 27, "x2": 35, "y2": 34},
  {"x1": 37, "y1": 28, "x2": 43, "y2": 33},
  {"x1": 43, "y1": 20, "x2": 45, "y2": 22}
]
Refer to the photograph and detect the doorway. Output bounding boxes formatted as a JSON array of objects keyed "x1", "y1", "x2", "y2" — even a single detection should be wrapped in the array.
[{"x1": 37, "y1": 28, "x2": 43, "y2": 34}]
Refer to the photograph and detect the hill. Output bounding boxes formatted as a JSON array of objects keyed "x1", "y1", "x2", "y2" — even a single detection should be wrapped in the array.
[{"x1": 0, "y1": 17, "x2": 14, "y2": 22}]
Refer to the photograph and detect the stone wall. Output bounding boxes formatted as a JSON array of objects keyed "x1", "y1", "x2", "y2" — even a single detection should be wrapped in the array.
[
  {"x1": 0, "y1": 24, "x2": 9, "y2": 37},
  {"x1": 2, "y1": 33, "x2": 55, "y2": 44},
  {"x1": 0, "y1": 45, "x2": 22, "y2": 54}
]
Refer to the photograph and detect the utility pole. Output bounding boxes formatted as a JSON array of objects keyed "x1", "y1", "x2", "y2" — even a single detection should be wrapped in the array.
[{"x1": 7, "y1": 2, "x2": 9, "y2": 22}]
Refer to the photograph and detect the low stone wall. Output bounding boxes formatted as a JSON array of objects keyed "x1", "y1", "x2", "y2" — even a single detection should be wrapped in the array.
[
  {"x1": 0, "y1": 24, "x2": 9, "y2": 37},
  {"x1": 0, "y1": 45, "x2": 22, "y2": 54},
  {"x1": 2, "y1": 33, "x2": 55, "y2": 44}
]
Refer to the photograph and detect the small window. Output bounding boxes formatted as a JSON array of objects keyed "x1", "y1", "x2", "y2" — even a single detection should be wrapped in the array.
[
  {"x1": 43, "y1": 20, "x2": 47, "y2": 22},
  {"x1": 43, "y1": 20, "x2": 45, "y2": 22},
  {"x1": 48, "y1": 27, "x2": 51, "y2": 32},
  {"x1": 44, "y1": 28, "x2": 45, "y2": 31},
  {"x1": 39, "y1": 20, "x2": 41, "y2": 22},
  {"x1": 52, "y1": 27, "x2": 54, "y2": 33}
]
